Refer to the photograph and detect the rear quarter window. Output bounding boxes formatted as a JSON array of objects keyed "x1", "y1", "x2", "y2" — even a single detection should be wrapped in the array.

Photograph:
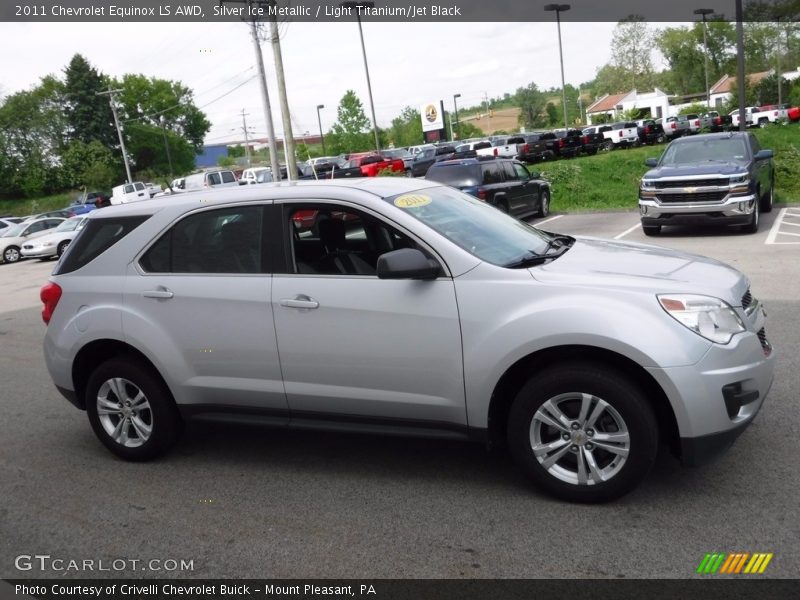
[
  {"x1": 425, "y1": 164, "x2": 480, "y2": 187},
  {"x1": 54, "y1": 216, "x2": 149, "y2": 275}
]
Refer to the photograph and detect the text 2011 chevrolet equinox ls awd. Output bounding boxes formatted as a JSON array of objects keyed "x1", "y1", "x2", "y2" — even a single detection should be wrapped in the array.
[{"x1": 41, "y1": 179, "x2": 774, "y2": 502}]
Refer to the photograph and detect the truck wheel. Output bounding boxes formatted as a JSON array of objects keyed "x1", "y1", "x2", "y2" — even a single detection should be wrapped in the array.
[
  {"x1": 85, "y1": 358, "x2": 183, "y2": 461},
  {"x1": 758, "y1": 118, "x2": 768, "y2": 129},
  {"x1": 742, "y1": 198, "x2": 760, "y2": 234},
  {"x1": 3, "y1": 246, "x2": 21, "y2": 263},
  {"x1": 760, "y1": 178, "x2": 774, "y2": 213},
  {"x1": 603, "y1": 139, "x2": 614, "y2": 151},
  {"x1": 538, "y1": 189, "x2": 551, "y2": 218},
  {"x1": 507, "y1": 361, "x2": 658, "y2": 503},
  {"x1": 642, "y1": 225, "x2": 660, "y2": 236}
]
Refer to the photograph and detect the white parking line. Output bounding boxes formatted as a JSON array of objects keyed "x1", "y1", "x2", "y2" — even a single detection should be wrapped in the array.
[
  {"x1": 614, "y1": 223, "x2": 641, "y2": 240},
  {"x1": 537, "y1": 215, "x2": 563, "y2": 227},
  {"x1": 766, "y1": 207, "x2": 800, "y2": 245}
]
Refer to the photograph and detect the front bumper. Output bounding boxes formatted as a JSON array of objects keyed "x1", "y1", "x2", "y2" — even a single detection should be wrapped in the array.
[
  {"x1": 639, "y1": 193, "x2": 757, "y2": 226},
  {"x1": 646, "y1": 316, "x2": 774, "y2": 465}
]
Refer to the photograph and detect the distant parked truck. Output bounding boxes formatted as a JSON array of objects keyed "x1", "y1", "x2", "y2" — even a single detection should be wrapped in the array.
[
  {"x1": 110, "y1": 182, "x2": 150, "y2": 204},
  {"x1": 635, "y1": 119, "x2": 666, "y2": 145},
  {"x1": 703, "y1": 111, "x2": 733, "y2": 132},
  {"x1": 662, "y1": 115, "x2": 692, "y2": 139},
  {"x1": 601, "y1": 122, "x2": 639, "y2": 149}
]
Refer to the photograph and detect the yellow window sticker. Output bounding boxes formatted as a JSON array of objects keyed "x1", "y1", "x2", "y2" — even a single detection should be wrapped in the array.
[{"x1": 394, "y1": 194, "x2": 432, "y2": 208}]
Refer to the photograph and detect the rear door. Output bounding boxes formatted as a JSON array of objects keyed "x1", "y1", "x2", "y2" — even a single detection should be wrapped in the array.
[{"x1": 124, "y1": 203, "x2": 288, "y2": 415}]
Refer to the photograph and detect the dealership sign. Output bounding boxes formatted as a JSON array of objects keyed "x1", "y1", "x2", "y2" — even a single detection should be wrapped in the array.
[{"x1": 420, "y1": 101, "x2": 444, "y2": 132}]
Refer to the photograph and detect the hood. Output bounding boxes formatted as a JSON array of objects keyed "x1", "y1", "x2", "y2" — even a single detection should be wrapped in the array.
[
  {"x1": 530, "y1": 237, "x2": 749, "y2": 306},
  {"x1": 644, "y1": 162, "x2": 747, "y2": 179}
]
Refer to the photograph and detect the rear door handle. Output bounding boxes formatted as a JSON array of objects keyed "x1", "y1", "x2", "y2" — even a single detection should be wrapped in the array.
[
  {"x1": 280, "y1": 295, "x2": 319, "y2": 309},
  {"x1": 142, "y1": 288, "x2": 174, "y2": 299}
]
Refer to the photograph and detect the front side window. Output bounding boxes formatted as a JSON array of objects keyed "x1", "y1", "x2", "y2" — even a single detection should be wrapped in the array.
[
  {"x1": 140, "y1": 206, "x2": 264, "y2": 274},
  {"x1": 513, "y1": 163, "x2": 530, "y2": 180},
  {"x1": 287, "y1": 205, "x2": 428, "y2": 276},
  {"x1": 502, "y1": 162, "x2": 518, "y2": 181}
]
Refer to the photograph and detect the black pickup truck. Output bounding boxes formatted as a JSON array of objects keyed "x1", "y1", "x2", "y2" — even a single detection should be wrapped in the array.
[
  {"x1": 579, "y1": 127, "x2": 605, "y2": 155},
  {"x1": 637, "y1": 119, "x2": 666, "y2": 145},
  {"x1": 551, "y1": 129, "x2": 584, "y2": 158},
  {"x1": 516, "y1": 133, "x2": 554, "y2": 163},
  {"x1": 638, "y1": 132, "x2": 774, "y2": 235}
]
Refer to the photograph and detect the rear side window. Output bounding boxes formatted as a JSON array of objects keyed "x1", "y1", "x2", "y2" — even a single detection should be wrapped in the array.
[
  {"x1": 481, "y1": 164, "x2": 504, "y2": 184},
  {"x1": 140, "y1": 206, "x2": 265, "y2": 274},
  {"x1": 502, "y1": 162, "x2": 517, "y2": 180},
  {"x1": 221, "y1": 171, "x2": 236, "y2": 184},
  {"x1": 54, "y1": 216, "x2": 149, "y2": 275}
]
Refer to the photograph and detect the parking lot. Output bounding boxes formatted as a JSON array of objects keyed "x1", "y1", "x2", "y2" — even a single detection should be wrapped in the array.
[{"x1": 1, "y1": 209, "x2": 798, "y2": 579}]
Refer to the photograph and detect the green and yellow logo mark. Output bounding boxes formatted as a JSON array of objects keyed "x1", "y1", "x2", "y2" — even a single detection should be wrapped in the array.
[{"x1": 696, "y1": 552, "x2": 773, "y2": 574}]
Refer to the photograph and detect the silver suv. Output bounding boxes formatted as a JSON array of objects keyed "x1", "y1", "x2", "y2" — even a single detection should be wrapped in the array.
[{"x1": 42, "y1": 179, "x2": 774, "y2": 503}]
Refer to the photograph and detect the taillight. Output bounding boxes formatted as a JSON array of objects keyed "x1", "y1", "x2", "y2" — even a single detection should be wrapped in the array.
[
  {"x1": 477, "y1": 188, "x2": 487, "y2": 200},
  {"x1": 521, "y1": 144, "x2": 529, "y2": 154},
  {"x1": 493, "y1": 148, "x2": 498, "y2": 157},
  {"x1": 714, "y1": 117, "x2": 722, "y2": 125},
  {"x1": 559, "y1": 138, "x2": 565, "y2": 147},
  {"x1": 774, "y1": 111, "x2": 778, "y2": 116},
  {"x1": 694, "y1": 120, "x2": 699, "y2": 126},
  {"x1": 619, "y1": 131, "x2": 623, "y2": 137},
  {"x1": 582, "y1": 136, "x2": 589, "y2": 144},
  {"x1": 671, "y1": 122, "x2": 676, "y2": 129},
  {"x1": 40, "y1": 282, "x2": 62, "y2": 325}
]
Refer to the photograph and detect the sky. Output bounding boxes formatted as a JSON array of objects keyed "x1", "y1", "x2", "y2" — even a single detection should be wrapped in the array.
[{"x1": 0, "y1": 20, "x2": 680, "y2": 145}]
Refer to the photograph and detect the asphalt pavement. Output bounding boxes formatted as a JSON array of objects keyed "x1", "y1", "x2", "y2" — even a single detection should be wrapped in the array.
[{"x1": 1, "y1": 210, "x2": 798, "y2": 579}]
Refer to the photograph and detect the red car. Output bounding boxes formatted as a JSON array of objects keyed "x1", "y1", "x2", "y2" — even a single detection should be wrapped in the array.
[
  {"x1": 342, "y1": 153, "x2": 405, "y2": 177},
  {"x1": 787, "y1": 106, "x2": 800, "y2": 122}
]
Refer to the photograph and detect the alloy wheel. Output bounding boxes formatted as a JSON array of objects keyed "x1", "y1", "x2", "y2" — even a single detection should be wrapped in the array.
[{"x1": 96, "y1": 377, "x2": 153, "y2": 448}]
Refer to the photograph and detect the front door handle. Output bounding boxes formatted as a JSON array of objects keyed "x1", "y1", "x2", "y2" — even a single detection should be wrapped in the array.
[
  {"x1": 280, "y1": 295, "x2": 319, "y2": 309},
  {"x1": 143, "y1": 288, "x2": 174, "y2": 299}
]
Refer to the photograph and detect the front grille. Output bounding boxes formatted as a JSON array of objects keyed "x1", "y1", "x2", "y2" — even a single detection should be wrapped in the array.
[
  {"x1": 742, "y1": 290, "x2": 753, "y2": 309},
  {"x1": 657, "y1": 191, "x2": 728, "y2": 203},
  {"x1": 655, "y1": 178, "x2": 728, "y2": 188},
  {"x1": 757, "y1": 328, "x2": 772, "y2": 356}
]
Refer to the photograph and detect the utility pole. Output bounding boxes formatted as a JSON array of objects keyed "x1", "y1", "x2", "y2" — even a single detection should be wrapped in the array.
[
  {"x1": 160, "y1": 116, "x2": 174, "y2": 180},
  {"x1": 735, "y1": 0, "x2": 746, "y2": 131},
  {"x1": 97, "y1": 86, "x2": 132, "y2": 183},
  {"x1": 268, "y1": 11, "x2": 297, "y2": 179},
  {"x1": 240, "y1": 109, "x2": 252, "y2": 166},
  {"x1": 483, "y1": 91, "x2": 492, "y2": 134}
]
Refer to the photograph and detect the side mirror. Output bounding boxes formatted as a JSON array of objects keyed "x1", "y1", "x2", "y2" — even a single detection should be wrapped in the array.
[
  {"x1": 645, "y1": 158, "x2": 658, "y2": 167},
  {"x1": 376, "y1": 248, "x2": 440, "y2": 280},
  {"x1": 754, "y1": 149, "x2": 774, "y2": 160}
]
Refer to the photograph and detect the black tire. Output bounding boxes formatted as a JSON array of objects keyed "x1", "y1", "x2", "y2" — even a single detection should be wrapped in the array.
[
  {"x1": 642, "y1": 224, "x2": 661, "y2": 236},
  {"x1": 760, "y1": 178, "x2": 774, "y2": 213},
  {"x1": 538, "y1": 189, "x2": 551, "y2": 218},
  {"x1": 507, "y1": 362, "x2": 658, "y2": 503},
  {"x1": 742, "y1": 196, "x2": 760, "y2": 234},
  {"x1": 56, "y1": 240, "x2": 70, "y2": 257},
  {"x1": 758, "y1": 119, "x2": 768, "y2": 129},
  {"x1": 85, "y1": 358, "x2": 182, "y2": 461},
  {"x1": 3, "y1": 245, "x2": 21, "y2": 263},
  {"x1": 603, "y1": 139, "x2": 614, "y2": 151},
  {"x1": 405, "y1": 169, "x2": 413, "y2": 178}
]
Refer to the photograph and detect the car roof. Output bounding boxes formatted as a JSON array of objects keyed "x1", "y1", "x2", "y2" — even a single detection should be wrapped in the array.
[
  {"x1": 86, "y1": 178, "x2": 440, "y2": 219},
  {"x1": 670, "y1": 132, "x2": 749, "y2": 145}
]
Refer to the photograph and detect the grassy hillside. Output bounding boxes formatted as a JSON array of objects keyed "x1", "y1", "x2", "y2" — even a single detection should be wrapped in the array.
[{"x1": 540, "y1": 124, "x2": 800, "y2": 212}]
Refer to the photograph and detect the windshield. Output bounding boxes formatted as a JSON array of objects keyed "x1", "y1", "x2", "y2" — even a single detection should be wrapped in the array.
[
  {"x1": 384, "y1": 186, "x2": 558, "y2": 266},
  {"x1": 54, "y1": 218, "x2": 83, "y2": 232},
  {"x1": 661, "y1": 138, "x2": 748, "y2": 165},
  {"x1": 2, "y1": 223, "x2": 26, "y2": 238}
]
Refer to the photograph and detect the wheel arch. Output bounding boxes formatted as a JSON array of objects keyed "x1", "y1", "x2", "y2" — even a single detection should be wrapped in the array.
[
  {"x1": 72, "y1": 339, "x2": 173, "y2": 410},
  {"x1": 485, "y1": 344, "x2": 680, "y2": 455}
]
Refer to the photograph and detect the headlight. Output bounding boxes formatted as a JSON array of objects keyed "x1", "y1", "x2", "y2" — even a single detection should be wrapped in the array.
[
  {"x1": 729, "y1": 173, "x2": 749, "y2": 184},
  {"x1": 658, "y1": 294, "x2": 746, "y2": 344},
  {"x1": 640, "y1": 179, "x2": 656, "y2": 197}
]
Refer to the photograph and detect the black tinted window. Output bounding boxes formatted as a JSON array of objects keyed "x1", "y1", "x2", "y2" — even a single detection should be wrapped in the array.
[
  {"x1": 55, "y1": 216, "x2": 149, "y2": 275},
  {"x1": 481, "y1": 165, "x2": 504, "y2": 184},
  {"x1": 425, "y1": 165, "x2": 480, "y2": 186},
  {"x1": 141, "y1": 206, "x2": 264, "y2": 274},
  {"x1": 221, "y1": 171, "x2": 236, "y2": 183},
  {"x1": 502, "y1": 162, "x2": 517, "y2": 181}
]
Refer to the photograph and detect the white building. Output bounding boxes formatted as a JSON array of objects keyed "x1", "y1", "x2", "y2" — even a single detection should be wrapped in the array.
[{"x1": 586, "y1": 88, "x2": 672, "y2": 124}]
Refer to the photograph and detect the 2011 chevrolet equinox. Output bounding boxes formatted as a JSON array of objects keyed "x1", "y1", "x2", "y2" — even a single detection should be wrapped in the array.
[{"x1": 41, "y1": 178, "x2": 774, "y2": 502}]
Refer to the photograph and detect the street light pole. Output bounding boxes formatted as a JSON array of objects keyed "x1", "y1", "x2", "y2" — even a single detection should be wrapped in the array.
[
  {"x1": 316, "y1": 104, "x2": 326, "y2": 154},
  {"x1": 695, "y1": 8, "x2": 714, "y2": 110},
  {"x1": 453, "y1": 93, "x2": 461, "y2": 141},
  {"x1": 735, "y1": 0, "x2": 746, "y2": 131},
  {"x1": 544, "y1": 4, "x2": 571, "y2": 130},
  {"x1": 342, "y1": 1, "x2": 381, "y2": 153}
]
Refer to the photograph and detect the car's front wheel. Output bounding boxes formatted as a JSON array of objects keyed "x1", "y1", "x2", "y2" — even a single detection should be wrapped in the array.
[
  {"x1": 3, "y1": 246, "x2": 21, "y2": 263},
  {"x1": 761, "y1": 178, "x2": 774, "y2": 213},
  {"x1": 507, "y1": 362, "x2": 658, "y2": 503},
  {"x1": 57, "y1": 240, "x2": 70, "y2": 257},
  {"x1": 742, "y1": 196, "x2": 760, "y2": 234},
  {"x1": 85, "y1": 358, "x2": 182, "y2": 461}
]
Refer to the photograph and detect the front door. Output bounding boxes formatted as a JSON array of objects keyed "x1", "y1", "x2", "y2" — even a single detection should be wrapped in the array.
[{"x1": 271, "y1": 202, "x2": 466, "y2": 427}]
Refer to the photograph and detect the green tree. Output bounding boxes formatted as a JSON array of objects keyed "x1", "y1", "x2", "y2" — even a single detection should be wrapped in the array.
[
  {"x1": 611, "y1": 16, "x2": 656, "y2": 91},
  {"x1": 327, "y1": 90, "x2": 373, "y2": 154},
  {"x1": 545, "y1": 102, "x2": 559, "y2": 126},
  {"x1": 60, "y1": 140, "x2": 118, "y2": 190},
  {"x1": 516, "y1": 83, "x2": 548, "y2": 129},
  {"x1": 62, "y1": 54, "x2": 116, "y2": 147},
  {"x1": 388, "y1": 106, "x2": 424, "y2": 147}
]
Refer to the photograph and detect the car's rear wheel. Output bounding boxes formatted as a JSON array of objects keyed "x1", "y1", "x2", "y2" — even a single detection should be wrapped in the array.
[
  {"x1": 85, "y1": 358, "x2": 182, "y2": 461},
  {"x1": 57, "y1": 240, "x2": 70, "y2": 257},
  {"x1": 603, "y1": 139, "x2": 614, "y2": 151},
  {"x1": 760, "y1": 178, "x2": 774, "y2": 213},
  {"x1": 3, "y1": 246, "x2": 20, "y2": 263},
  {"x1": 538, "y1": 189, "x2": 551, "y2": 218},
  {"x1": 507, "y1": 362, "x2": 658, "y2": 503},
  {"x1": 642, "y1": 224, "x2": 661, "y2": 236}
]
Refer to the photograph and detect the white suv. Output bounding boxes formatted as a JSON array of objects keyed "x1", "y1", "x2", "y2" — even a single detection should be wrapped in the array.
[{"x1": 41, "y1": 179, "x2": 774, "y2": 502}]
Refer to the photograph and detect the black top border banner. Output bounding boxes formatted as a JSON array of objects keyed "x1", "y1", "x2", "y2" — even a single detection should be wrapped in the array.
[{"x1": 1, "y1": 0, "x2": 799, "y2": 23}]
